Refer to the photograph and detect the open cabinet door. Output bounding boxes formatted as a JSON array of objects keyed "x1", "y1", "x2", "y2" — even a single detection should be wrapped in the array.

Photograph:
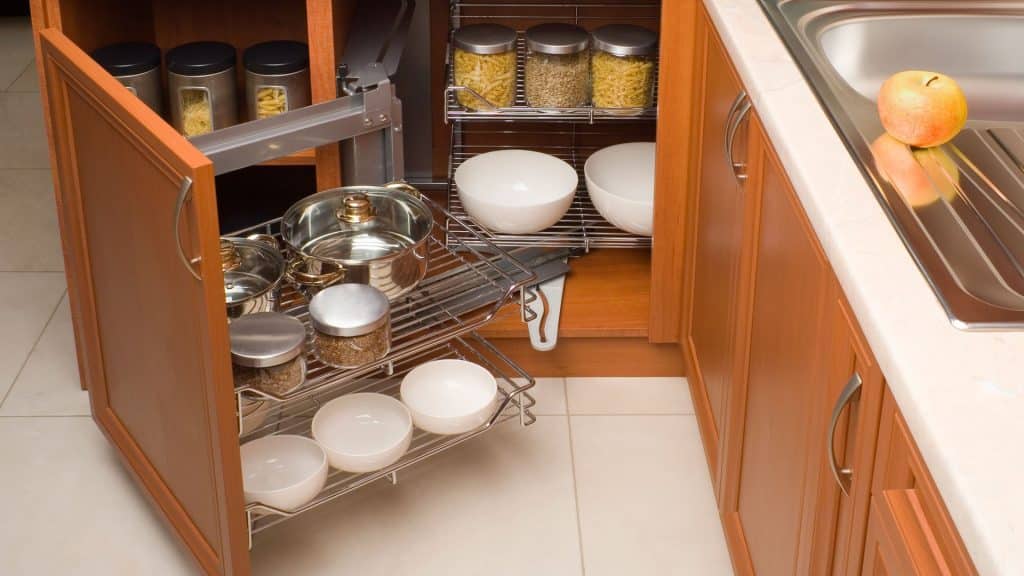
[{"x1": 38, "y1": 29, "x2": 249, "y2": 575}]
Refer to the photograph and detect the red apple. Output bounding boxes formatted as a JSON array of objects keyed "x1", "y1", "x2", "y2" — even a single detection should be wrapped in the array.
[
  {"x1": 877, "y1": 70, "x2": 968, "y2": 148},
  {"x1": 870, "y1": 134, "x2": 959, "y2": 208}
]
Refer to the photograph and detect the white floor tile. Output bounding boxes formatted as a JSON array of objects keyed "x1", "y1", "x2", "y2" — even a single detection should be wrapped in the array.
[
  {"x1": 0, "y1": 169, "x2": 63, "y2": 271},
  {"x1": 0, "y1": 417, "x2": 197, "y2": 575},
  {"x1": 516, "y1": 377, "x2": 566, "y2": 415},
  {"x1": 8, "y1": 60, "x2": 38, "y2": 93},
  {"x1": 0, "y1": 92, "x2": 49, "y2": 169},
  {"x1": 570, "y1": 415, "x2": 733, "y2": 576},
  {"x1": 566, "y1": 377, "x2": 694, "y2": 415},
  {"x1": 1, "y1": 296, "x2": 86, "y2": 416},
  {"x1": 0, "y1": 19, "x2": 34, "y2": 92},
  {"x1": 0, "y1": 273, "x2": 65, "y2": 402},
  {"x1": 251, "y1": 416, "x2": 584, "y2": 576}
]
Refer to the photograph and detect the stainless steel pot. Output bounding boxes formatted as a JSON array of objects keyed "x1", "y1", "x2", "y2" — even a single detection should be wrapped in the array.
[
  {"x1": 222, "y1": 235, "x2": 286, "y2": 318},
  {"x1": 280, "y1": 182, "x2": 434, "y2": 300}
]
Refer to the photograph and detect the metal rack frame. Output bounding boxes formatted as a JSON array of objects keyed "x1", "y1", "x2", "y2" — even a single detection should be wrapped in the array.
[
  {"x1": 228, "y1": 194, "x2": 537, "y2": 405},
  {"x1": 244, "y1": 333, "x2": 536, "y2": 540},
  {"x1": 446, "y1": 126, "x2": 654, "y2": 250}
]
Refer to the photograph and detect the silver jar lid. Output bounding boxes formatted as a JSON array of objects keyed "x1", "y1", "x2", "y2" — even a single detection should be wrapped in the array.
[
  {"x1": 452, "y1": 24, "x2": 517, "y2": 55},
  {"x1": 591, "y1": 24, "x2": 658, "y2": 57},
  {"x1": 525, "y1": 23, "x2": 589, "y2": 55},
  {"x1": 309, "y1": 284, "x2": 390, "y2": 337},
  {"x1": 229, "y1": 312, "x2": 306, "y2": 368}
]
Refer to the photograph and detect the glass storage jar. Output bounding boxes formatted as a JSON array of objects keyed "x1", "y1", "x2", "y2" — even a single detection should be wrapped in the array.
[
  {"x1": 309, "y1": 284, "x2": 391, "y2": 369},
  {"x1": 524, "y1": 23, "x2": 590, "y2": 109},
  {"x1": 230, "y1": 312, "x2": 307, "y2": 397},
  {"x1": 166, "y1": 41, "x2": 238, "y2": 137},
  {"x1": 91, "y1": 42, "x2": 163, "y2": 114},
  {"x1": 591, "y1": 24, "x2": 658, "y2": 110},
  {"x1": 452, "y1": 24, "x2": 517, "y2": 111},
  {"x1": 243, "y1": 41, "x2": 311, "y2": 121}
]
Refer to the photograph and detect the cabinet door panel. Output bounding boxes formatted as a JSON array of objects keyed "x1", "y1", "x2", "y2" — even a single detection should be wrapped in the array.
[
  {"x1": 39, "y1": 29, "x2": 248, "y2": 575},
  {"x1": 733, "y1": 119, "x2": 830, "y2": 575},
  {"x1": 685, "y1": 13, "x2": 750, "y2": 486}
]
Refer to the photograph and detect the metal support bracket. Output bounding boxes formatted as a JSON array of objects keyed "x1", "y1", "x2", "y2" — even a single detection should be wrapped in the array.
[{"x1": 526, "y1": 260, "x2": 568, "y2": 352}]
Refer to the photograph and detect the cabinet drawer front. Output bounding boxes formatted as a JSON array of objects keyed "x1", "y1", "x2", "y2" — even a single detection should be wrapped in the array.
[{"x1": 39, "y1": 28, "x2": 248, "y2": 575}]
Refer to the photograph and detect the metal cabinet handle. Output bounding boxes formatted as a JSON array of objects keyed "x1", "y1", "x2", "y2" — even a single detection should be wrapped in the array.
[
  {"x1": 173, "y1": 176, "x2": 202, "y2": 281},
  {"x1": 726, "y1": 96, "x2": 753, "y2": 183},
  {"x1": 828, "y1": 372, "x2": 863, "y2": 496},
  {"x1": 723, "y1": 91, "x2": 745, "y2": 173}
]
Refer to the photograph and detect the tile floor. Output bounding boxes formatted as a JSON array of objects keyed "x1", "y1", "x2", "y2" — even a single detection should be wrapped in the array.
[{"x1": 0, "y1": 17, "x2": 733, "y2": 575}]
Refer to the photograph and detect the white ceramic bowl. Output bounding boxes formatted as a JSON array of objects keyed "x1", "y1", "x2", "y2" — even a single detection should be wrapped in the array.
[
  {"x1": 400, "y1": 359, "x2": 499, "y2": 435},
  {"x1": 584, "y1": 142, "x2": 656, "y2": 236},
  {"x1": 312, "y1": 393, "x2": 413, "y2": 473},
  {"x1": 240, "y1": 434, "x2": 328, "y2": 512},
  {"x1": 455, "y1": 149, "x2": 577, "y2": 234}
]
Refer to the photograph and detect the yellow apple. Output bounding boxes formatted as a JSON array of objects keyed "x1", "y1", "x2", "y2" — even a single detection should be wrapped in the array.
[
  {"x1": 877, "y1": 70, "x2": 968, "y2": 148},
  {"x1": 870, "y1": 134, "x2": 959, "y2": 208}
]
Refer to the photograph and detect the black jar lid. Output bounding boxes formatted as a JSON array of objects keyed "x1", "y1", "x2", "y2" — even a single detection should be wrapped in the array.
[
  {"x1": 244, "y1": 41, "x2": 309, "y2": 75},
  {"x1": 166, "y1": 41, "x2": 236, "y2": 76},
  {"x1": 452, "y1": 24, "x2": 517, "y2": 55},
  {"x1": 91, "y1": 42, "x2": 161, "y2": 76}
]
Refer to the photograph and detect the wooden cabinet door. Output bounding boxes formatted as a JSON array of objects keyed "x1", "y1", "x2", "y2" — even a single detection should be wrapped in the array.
[
  {"x1": 864, "y1": 390, "x2": 977, "y2": 576},
  {"x1": 808, "y1": 293, "x2": 885, "y2": 575},
  {"x1": 39, "y1": 29, "x2": 249, "y2": 575},
  {"x1": 683, "y1": 9, "x2": 754, "y2": 490},
  {"x1": 721, "y1": 116, "x2": 831, "y2": 575}
]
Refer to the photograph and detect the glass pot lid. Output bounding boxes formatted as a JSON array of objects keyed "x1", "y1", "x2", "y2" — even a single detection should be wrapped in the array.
[
  {"x1": 280, "y1": 185, "x2": 434, "y2": 266},
  {"x1": 221, "y1": 237, "x2": 285, "y2": 305}
]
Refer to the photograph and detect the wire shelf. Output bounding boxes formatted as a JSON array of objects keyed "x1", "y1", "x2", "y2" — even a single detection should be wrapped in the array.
[
  {"x1": 444, "y1": 34, "x2": 658, "y2": 124},
  {"x1": 445, "y1": 130, "x2": 653, "y2": 250},
  {"x1": 226, "y1": 194, "x2": 537, "y2": 404},
  {"x1": 244, "y1": 333, "x2": 536, "y2": 539}
]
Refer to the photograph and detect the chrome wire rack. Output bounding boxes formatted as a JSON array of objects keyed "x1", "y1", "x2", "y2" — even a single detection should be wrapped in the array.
[
  {"x1": 226, "y1": 194, "x2": 537, "y2": 405},
  {"x1": 444, "y1": 36, "x2": 659, "y2": 124},
  {"x1": 244, "y1": 333, "x2": 536, "y2": 540},
  {"x1": 446, "y1": 128, "x2": 653, "y2": 250}
]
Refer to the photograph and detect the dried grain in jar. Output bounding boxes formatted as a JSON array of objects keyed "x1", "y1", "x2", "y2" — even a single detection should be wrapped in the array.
[
  {"x1": 524, "y1": 23, "x2": 590, "y2": 109},
  {"x1": 230, "y1": 312, "x2": 307, "y2": 397},
  {"x1": 591, "y1": 25, "x2": 657, "y2": 110},
  {"x1": 309, "y1": 284, "x2": 391, "y2": 369},
  {"x1": 452, "y1": 24, "x2": 517, "y2": 110}
]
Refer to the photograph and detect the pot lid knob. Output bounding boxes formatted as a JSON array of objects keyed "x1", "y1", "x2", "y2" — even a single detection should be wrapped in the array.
[
  {"x1": 337, "y1": 193, "x2": 376, "y2": 224},
  {"x1": 220, "y1": 239, "x2": 242, "y2": 272}
]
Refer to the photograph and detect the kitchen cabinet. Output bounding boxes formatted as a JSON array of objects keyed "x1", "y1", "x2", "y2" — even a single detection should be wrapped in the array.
[
  {"x1": 681, "y1": 11, "x2": 756, "y2": 489},
  {"x1": 862, "y1": 390, "x2": 977, "y2": 575},
  {"x1": 721, "y1": 114, "x2": 832, "y2": 576}
]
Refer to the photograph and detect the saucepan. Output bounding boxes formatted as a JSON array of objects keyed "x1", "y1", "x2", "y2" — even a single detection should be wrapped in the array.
[{"x1": 221, "y1": 234, "x2": 286, "y2": 319}]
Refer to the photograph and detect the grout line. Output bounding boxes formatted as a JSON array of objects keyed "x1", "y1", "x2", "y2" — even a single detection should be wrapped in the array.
[
  {"x1": 3, "y1": 59, "x2": 34, "y2": 92},
  {"x1": 0, "y1": 414, "x2": 90, "y2": 419},
  {"x1": 564, "y1": 379, "x2": 588, "y2": 576},
  {"x1": 0, "y1": 269, "x2": 66, "y2": 274},
  {"x1": 568, "y1": 412, "x2": 697, "y2": 417},
  {"x1": 0, "y1": 290, "x2": 65, "y2": 411}
]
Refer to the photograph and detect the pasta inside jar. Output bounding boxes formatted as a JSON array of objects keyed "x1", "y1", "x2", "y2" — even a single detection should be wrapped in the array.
[
  {"x1": 255, "y1": 86, "x2": 288, "y2": 119},
  {"x1": 454, "y1": 48, "x2": 516, "y2": 110},
  {"x1": 591, "y1": 51, "x2": 655, "y2": 109},
  {"x1": 181, "y1": 88, "x2": 213, "y2": 136}
]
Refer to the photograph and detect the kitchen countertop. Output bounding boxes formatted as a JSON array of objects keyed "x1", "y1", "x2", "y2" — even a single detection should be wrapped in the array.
[{"x1": 702, "y1": 0, "x2": 1024, "y2": 573}]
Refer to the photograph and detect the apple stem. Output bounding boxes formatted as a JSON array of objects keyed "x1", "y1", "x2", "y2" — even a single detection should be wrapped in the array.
[{"x1": 925, "y1": 75, "x2": 941, "y2": 87}]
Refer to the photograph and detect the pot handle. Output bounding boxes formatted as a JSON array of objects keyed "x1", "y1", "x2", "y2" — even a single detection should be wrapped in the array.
[
  {"x1": 246, "y1": 233, "x2": 280, "y2": 250},
  {"x1": 384, "y1": 180, "x2": 422, "y2": 198},
  {"x1": 286, "y1": 257, "x2": 345, "y2": 287}
]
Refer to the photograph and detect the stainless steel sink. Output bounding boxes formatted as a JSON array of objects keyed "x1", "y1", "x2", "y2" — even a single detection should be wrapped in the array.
[{"x1": 760, "y1": 0, "x2": 1024, "y2": 329}]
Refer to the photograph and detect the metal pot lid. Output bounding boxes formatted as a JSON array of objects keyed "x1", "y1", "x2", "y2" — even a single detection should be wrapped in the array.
[
  {"x1": 525, "y1": 23, "x2": 590, "y2": 55},
  {"x1": 221, "y1": 237, "x2": 285, "y2": 305},
  {"x1": 281, "y1": 185, "x2": 434, "y2": 265},
  {"x1": 309, "y1": 284, "x2": 389, "y2": 337},
  {"x1": 452, "y1": 24, "x2": 517, "y2": 55},
  {"x1": 229, "y1": 312, "x2": 305, "y2": 368},
  {"x1": 591, "y1": 24, "x2": 658, "y2": 57}
]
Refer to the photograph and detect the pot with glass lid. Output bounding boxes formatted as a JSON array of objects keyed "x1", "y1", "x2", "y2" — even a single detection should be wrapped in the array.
[
  {"x1": 221, "y1": 235, "x2": 287, "y2": 318},
  {"x1": 280, "y1": 182, "x2": 433, "y2": 300}
]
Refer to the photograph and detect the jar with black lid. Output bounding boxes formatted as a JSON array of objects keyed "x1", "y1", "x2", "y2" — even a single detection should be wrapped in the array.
[
  {"x1": 524, "y1": 23, "x2": 590, "y2": 109},
  {"x1": 166, "y1": 41, "x2": 238, "y2": 137},
  {"x1": 243, "y1": 41, "x2": 311, "y2": 121},
  {"x1": 91, "y1": 42, "x2": 163, "y2": 114}
]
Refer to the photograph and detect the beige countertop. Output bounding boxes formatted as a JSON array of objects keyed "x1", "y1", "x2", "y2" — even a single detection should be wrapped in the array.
[{"x1": 701, "y1": 0, "x2": 1024, "y2": 573}]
